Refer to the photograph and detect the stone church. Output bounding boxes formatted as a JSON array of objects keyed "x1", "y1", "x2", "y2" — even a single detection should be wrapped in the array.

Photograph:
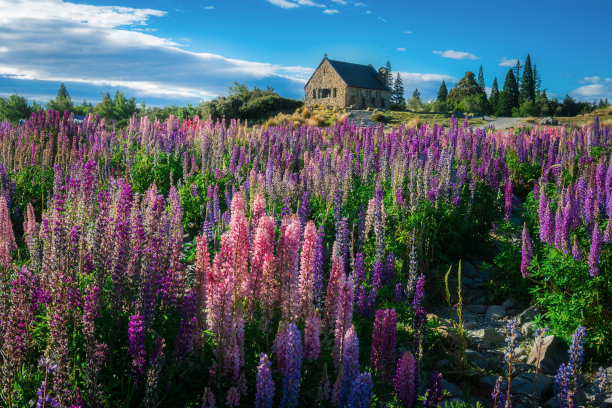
[{"x1": 304, "y1": 55, "x2": 391, "y2": 109}]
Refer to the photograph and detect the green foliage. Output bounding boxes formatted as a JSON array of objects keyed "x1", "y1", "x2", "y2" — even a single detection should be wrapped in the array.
[
  {"x1": 519, "y1": 99, "x2": 541, "y2": 117},
  {"x1": 448, "y1": 72, "x2": 483, "y2": 107},
  {"x1": 437, "y1": 80, "x2": 448, "y2": 102},
  {"x1": 46, "y1": 82, "x2": 73, "y2": 113},
  {"x1": 457, "y1": 94, "x2": 488, "y2": 115},
  {"x1": 0, "y1": 93, "x2": 32, "y2": 123},
  {"x1": 489, "y1": 77, "x2": 500, "y2": 115},
  {"x1": 131, "y1": 151, "x2": 183, "y2": 197},
  {"x1": 407, "y1": 88, "x2": 423, "y2": 111},
  {"x1": 391, "y1": 72, "x2": 405, "y2": 105},
  {"x1": 370, "y1": 112, "x2": 388, "y2": 123},
  {"x1": 520, "y1": 54, "x2": 536, "y2": 104}
]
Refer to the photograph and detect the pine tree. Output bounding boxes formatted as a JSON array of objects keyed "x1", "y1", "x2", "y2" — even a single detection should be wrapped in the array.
[
  {"x1": 392, "y1": 73, "x2": 405, "y2": 104},
  {"x1": 447, "y1": 71, "x2": 480, "y2": 106},
  {"x1": 477, "y1": 65, "x2": 485, "y2": 93},
  {"x1": 489, "y1": 77, "x2": 500, "y2": 114},
  {"x1": 437, "y1": 81, "x2": 448, "y2": 102},
  {"x1": 385, "y1": 61, "x2": 393, "y2": 89},
  {"x1": 497, "y1": 69, "x2": 519, "y2": 116},
  {"x1": 513, "y1": 59, "x2": 522, "y2": 89},
  {"x1": 520, "y1": 54, "x2": 535, "y2": 103},
  {"x1": 94, "y1": 92, "x2": 114, "y2": 120},
  {"x1": 46, "y1": 82, "x2": 73, "y2": 113},
  {"x1": 407, "y1": 89, "x2": 422, "y2": 111},
  {"x1": 533, "y1": 64, "x2": 542, "y2": 94}
]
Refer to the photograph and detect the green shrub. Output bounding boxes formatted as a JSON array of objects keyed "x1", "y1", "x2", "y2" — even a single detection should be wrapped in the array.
[{"x1": 370, "y1": 112, "x2": 388, "y2": 123}]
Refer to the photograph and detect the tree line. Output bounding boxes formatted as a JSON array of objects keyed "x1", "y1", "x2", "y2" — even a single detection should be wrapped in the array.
[{"x1": 383, "y1": 56, "x2": 609, "y2": 117}]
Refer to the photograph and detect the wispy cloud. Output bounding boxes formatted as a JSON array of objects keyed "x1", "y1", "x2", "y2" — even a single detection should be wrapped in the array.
[
  {"x1": 377, "y1": 16, "x2": 387, "y2": 22},
  {"x1": 0, "y1": 0, "x2": 313, "y2": 103},
  {"x1": 397, "y1": 47, "x2": 406, "y2": 52},
  {"x1": 354, "y1": 2, "x2": 366, "y2": 6},
  {"x1": 331, "y1": 0, "x2": 347, "y2": 4},
  {"x1": 499, "y1": 57, "x2": 520, "y2": 67},
  {"x1": 265, "y1": 0, "x2": 324, "y2": 8},
  {"x1": 433, "y1": 50, "x2": 479, "y2": 60},
  {"x1": 323, "y1": 9, "x2": 339, "y2": 14},
  {"x1": 571, "y1": 76, "x2": 612, "y2": 101},
  {"x1": 403, "y1": 30, "x2": 412, "y2": 34},
  {"x1": 398, "y1": 72, "x2": 457, "y2": 101},
  {"x1": 204, "y1": 6, "x2": 214, "y2": 10}
]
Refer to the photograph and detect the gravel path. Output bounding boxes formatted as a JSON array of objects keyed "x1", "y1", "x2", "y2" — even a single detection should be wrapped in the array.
[{"x1": 477, "y1": 116, "x2": 526, "y2": 129}]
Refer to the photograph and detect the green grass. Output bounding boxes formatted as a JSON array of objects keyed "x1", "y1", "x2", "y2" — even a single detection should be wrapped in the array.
[{"x1": 385, "y1": 111, "x2": 487, "y2": 127}]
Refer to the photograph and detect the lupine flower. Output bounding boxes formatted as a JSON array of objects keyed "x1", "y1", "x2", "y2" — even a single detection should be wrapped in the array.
[
  {"x1": 521, "y1": 223, "x2": 532, "y2": 278},
  {"x1": 384, "y1": 252, "x2": 395, "y2": 285},
  {"x1": 226, "y1": 386, "x2": 240, "y2": 407},
  {"x1": 299, "y1": 221, "x2": 317, "y2": 319},
  {"x1": 589, "y1": 222, "x2": 602, "y2": 277},
  {"x1": 394, "y1": 283, "x2": 403, "y2": 302},
  {"x1": 339, "y1": 326, "x2": 359, "y2": 407},
  {"x1": 423, "y1": 371, "x2": 443, "y2": 408},
  {"x1": 370, "y1": 309, "x2": 397, "y2": 381},
  {"x1": 0, "y1": 196, "x2": 16, "y2": 268},
  {"x1": 571, "y1": 236, "x2": 583, "y2": 261},
  {"x1": 304, "y1": 312, "x2": 321, "y2": 362},
  {"x1": 333, "y1": 274, "x2": 354, "y2": 370},
  {"x1": 491, "y1": 376, "x2": 503, "y2": 408},
  {"x1": 555, "y1": 326, "x2": 586, "y2": 408},
  {"x1": 504, "y1": 179, "x2": 513, "y2": 220},
  {"x1": 347, "y1": 372, "x2": 373, "y2": 408},
  {"x1": 128, "y1": 314, "x2": 147, "y2": 386},
  {"x1": 594, "y1": 367, "x2": 608, "y2": 407},
  {"x1": 273, "y1": 323, "x2": 303, "y2": 408},
  {"x1": 325, "y1": 255, "x2": 344, "y2": 327},
  {"x1": 313, "y1": 225, "x2": 325, "y2": 307},
  {"x1": 405, "y1": 230, "x2": 418, "y2": 301},
  {"x1": 255, "y1": 353, "x2": 275, "y2": 408},
  {"x1": 201, "y1": 387, "x2": 216, "y2": 408},
  {"x1": 393, "y1": 351, "x2": 417, "y2": 408}
]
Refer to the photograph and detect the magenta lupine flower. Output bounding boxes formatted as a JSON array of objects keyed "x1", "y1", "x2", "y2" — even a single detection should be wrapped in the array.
[
  {"x1": 589, "y1": 222, "x2": 602, "y2": 277},
  {"x1": 128, "y1": 314, "x2": 147, "y2": 386},
  {"x1": 413, "y1": 274, "x2": 425, "y2": 307},
  {"x1": 504, "y1": 179, "x2": 513, "y2": 221},
  {"x1": 339, "y1": 326, "x2": 360, "y2": 407},
  {"x1": 313, "y1": 225, "x2": 325, "y2": 307},
  {"x1": 255, "y1": 353, "x2": 275, "y2": 408},
  {"x1": 229, "y1": 191, "x2": 250, "y2": 298},
  {"x1": 273, "y1": 323, "x2": 303, "y2": 408},
  {"x1": 393, "y1": 351, "x2": 418, "y2": 408},
  {"x1": 396, "y1": 188, "x2": 405, "y2": 207},
  {"x1": 250, "y1": 215, "x2": 275, "y2": 308},
  {"x1": 194, "y1": 236, "x2": 211, "y2": 329},
  {"x1": 521, "y1": 223, "x2": 533, "y2": 278},
  {"x1": 370, "y1": 309, "x2": 397, "y2": 380},
  {"x1": 304, "y1": 312, "x2": 321, "y2": 362},
  {"x1": 354, "y1": 253, "x2": 365, "y2": 285},
  {"x1": 334, "y1": 274, "x2": 354, "y2": 370},
  {"x1": 0, "y1": 196, "x2": 16, "y2": 268},
  {"x1": 423, "y1": 371, "x2": 443, "y2": 408},
  {"x1": 299, "y1": 221, "x2": 317, "y2": 319}
]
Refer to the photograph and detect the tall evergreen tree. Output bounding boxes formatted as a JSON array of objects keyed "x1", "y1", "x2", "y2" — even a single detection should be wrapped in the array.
[
  {"x1": 437, "y1": 81, "x2": 448, "y2": 102},
  {"x1": 94, "y1": 92, "x2": 114, "y2": 120},
  {"x1": 489, "y1": 77, "x2": 500, "y2": 114},
  {"x1": 46, "y1": 82, "x2": 73, "y2": 113},
  {"x1": 533, "y1": 64, "x2": 542, "y2": 94},
  {"x1": 447, "y1": 71, "x2": 480, "y2": 106},
  {"x1": 497, "y1": 69, "x2": 519, "y2": 116},
  {"x1": 477, "y1": 65, "x2": 486, "y2": 93},
  {"x1": 385, "y1": 61, "x2": 393, "y2": 89},
  {"x1": 392, "y1": 72, "x2": 405, "y2": 104},
  {"x1": 520, "y1": 54, "x2": 535, "y2": 103},
  {"x1": 513, "y1": 59, "x2": 522, "y2": 90}
]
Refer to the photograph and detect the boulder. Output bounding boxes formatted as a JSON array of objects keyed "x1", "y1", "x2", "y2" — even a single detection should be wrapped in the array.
[
  {"x1": 465, "y1": 349, "x2": 490, "y2": 369},
  {"x1": 521, "y1": 322, "x2": 536, "y2": 337},
  {"x1": 539, "y1": 117, "x2": 559, "y2": 126},
  {"x1": 441, "y1": 379, "x2": 463, "y2": 397},
  {"x1": 527, "y1": 335, "x2": 568, "y2": 374},
  {"x1": 467, "y1": 328, "x2": 506, "y2": 348},
  {"x1": 467, "y1": 304, "x2": 487, "y2": 314},
  {"x1": 502, "y1": 297, "x2": 519, "y2": 309},
  {"x1": 464, "y1": 321, "x2": 478, "y2": 330},
  {"x1": 486, "y1": 305, "x2": 506, "y2": 320},
  {"x1": 462, "y1": 261, "x2": 477, "y2": 278},
  {"x1": 511, "y1": 372, "x2": 554, "y2": 398},
  {"x1": 516, "y1": 305, "x2": 540, "y2": 326}
]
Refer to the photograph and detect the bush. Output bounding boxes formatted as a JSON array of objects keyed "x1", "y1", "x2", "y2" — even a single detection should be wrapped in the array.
[
  {"x1": 370, "y1": 112, "x2": 388, "y2": 123},
  {"x1": 389, "y1": 103, "x2": 406, "y2": 111}
]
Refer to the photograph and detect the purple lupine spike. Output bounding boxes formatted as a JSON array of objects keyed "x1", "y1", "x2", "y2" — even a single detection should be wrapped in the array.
[
  {"x1": 491, "y1": 376, "x2": 503, "y2": 408},
  {"x1": 589, "y1": 222, "x2": 602, "y2": 277},
  {"x1": 394, "y1": 283, "x2": 403, "y2": 302},
  {"x1": 128, "y1": 314, "x2": 146, "y2": 386},
  {"x1": 423, "y1": 371, "x2": 443, "y2": 408},
  {"x1": 413, "y1": 274, "x2": 425, "y2": 307},
  {"x1": 594, "y1": 367, "x2": 608, "y2": 407},
  {"x1": 572, "y1": 236, "x2": 583, "y2": 261},
  {"x1": 354, "y1": 253, "x2": 365, "y2": 285},
  {"x1": 393, "y1": 351, "x2": 417, "y2": 408},
  {"x1": 384, "y1": 252, "x2": 395, "y2": 285},
  {"x1": 370, "y1": 309, "x2": 397, "y2": 381},
  {"x1": 339, "y1": 326, "x2": 359, "y2": 407},
  {"x1": 273, "y1": 323, "x2": 303, "y2": 408},
  {"x1": 396, "y1": 188, "x2": 405, "y2": 207},
  {"x1": 282, "y1": 197, "x2": 291, "y2": 218},
  {"x1": 299, "y1": 191, "x2": 310, "y2": 233},
  {"x1": 255, "y1": 353, "x2": 275, "y2": 408},
  {"x1": 521, "y1": 223, "x2": 532, "y2": 278},
  {"x1": 504, "y1": 179, "x2": 513, "y2": 221},
  {"x1": 347, "y1": 372, "x2": 373, "y2": 408}
]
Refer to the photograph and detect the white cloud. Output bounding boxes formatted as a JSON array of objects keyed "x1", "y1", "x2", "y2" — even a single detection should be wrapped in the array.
[
  {"x1": 364, "y1": 10, "x2": 371, "y2": 14},
  {"x1": 397, "y1": 47, "x2": 406, "y2": 52},
  {"x1": 331, "y1": 0, "x2": 347, "y2": 4},
  {"x1": 499, "y1": 57, "x2": 520, "y2": 67},
  {"x1": 377, "y1": 16, "x2": 387, "y2": 22},
  {"x1": 571, "y1": 77, "x2": 612, "y2": 101},
  {"x1": 204, "y1": 6, "x2": 214, "y2": 10},
  {"x1": 0, "y1": 0, "x2": 314, "y2": 102},
  {"x1": 323, "y1": 9, "x2": 339, "y2": 14},
  {"x1": 403, "y1": 30, "x2": 412, "y2": 34},
  {"x1": 397, "y1": 71, "x2": 457, "y2": 100},
  {"x1": 266, "y1": 0, "x2": 300, "y2": 8},
  {"x1": 354, "y1": 2, "x2": 366, "y2": 6},
  {"x1": 582, "y1": 76, "x2": 612, "y2": 84},
  {"x1": 433, "y1": 50, "x2": 479, "y2": 60}
]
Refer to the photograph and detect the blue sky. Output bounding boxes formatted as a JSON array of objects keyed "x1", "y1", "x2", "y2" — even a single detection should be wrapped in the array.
[{"x1": 1, "y1": 0, "x2": 611, "y2": 106}]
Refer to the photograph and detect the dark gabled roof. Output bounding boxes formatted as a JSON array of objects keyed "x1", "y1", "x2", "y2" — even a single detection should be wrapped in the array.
[{"x1": 327, "y1": 58, "x2": 390, "y2": 91}]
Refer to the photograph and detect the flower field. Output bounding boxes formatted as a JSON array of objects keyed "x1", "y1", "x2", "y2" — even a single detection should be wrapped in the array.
[{"x1": 0, "y1": 111, "x2": 610, "y2": 407}]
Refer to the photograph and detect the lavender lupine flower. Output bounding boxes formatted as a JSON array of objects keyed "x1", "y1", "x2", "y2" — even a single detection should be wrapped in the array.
[
  {"x1": 282, "y1": 197, "x2": 291, "y2": 218},
  {"x1": 554, "y1": 326, "x2": 587, "y2": 408},
  {"x1": 393, "y1": 351, "x2": 417, "y2": 408},
  {"x1": 384, "y1": 252, "x2": 395, "y2": 286},
  {"x1": 354, "y1": 253, "x2": 365, "y2": 285},
  {"x1": 491, "y1": 376, "x2": 503, "y2": 408},
  {"x1": 504, "y1": 179, "x2": 513, "y2": 221},
  {"x1": 255, "y1": 353, "x2": 275, "y2": 408},
  {"x1": 128, "y1": 314, "x2": 147, "y2": 386},
  {"x1": 594, "y1": 367, "x2": 608, "y2": 407},
  {"x1": 36, "y1": 356, "x2": 60, "y2": 408},
  {"x1": 589, "y1": 222, "x2": 602, "y2": 277},
  {"x1": 201, "y1": 387, "x2": 216, "y2": 408},
  {"x1": 405, "y1": 230, "x2": 418, "y2": 300},
  {"x1": 347, "y1": 372, "x2": 373, "y2": 408},
  {"x1": 423, "y1": 371, "x2": 443, "y2": 408},
  {"x1": 521, "y1": 223, "x2": 532, "y2": 278},
  {"x1": 413, "y1": 274, "x2": 425, "y2": 307},
  {"x1": 396, "y1": 188, "x2": 405, "y2": 207},
  {"x1": 274, "y1": 323, "x2": 303, "y2": 408},
  {"x1": 371, "y1": 309, "x2": 397, "y2": 381},
  {"x1": 226, "y1": 386, "x2": 240, "y2": 407},
  {"x1": 394, "y1": 283, "x2": 403, "y2": 302},
  {"x1": 371, "y1": 260, "x2": 383, "y2": 292},
  {"x1": 299, "y1": 191, "x2": 310, "y2": 234},
  {"x1": 572, "y1": 236, "x2": 583, "y2": 261},
  {"x1": 338, "y1": 326, "x2": 360, "y2": 407},
  {"x1": 313, "y1": 226, "x2": 325, "y2": 307}
]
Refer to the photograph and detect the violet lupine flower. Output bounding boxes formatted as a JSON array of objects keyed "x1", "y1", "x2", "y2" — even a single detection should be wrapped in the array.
[
  {"x1": 413, "y1": 274, "x2": 425, "y2": 307},
  {"x1": 36, "y1": 356, "x2": 60, "y2": 408},
  {"x1": 374, "y1": 185, "x2": 385, "y2": 265},
  {"x1": 589, "y1": 222, "x2": 602, "y2": 277},
  {"x1": 521, "y1": 223, "x2": 532, "y2": 278},
  {"x1": 174, "y1": 290, "x2": 198, "y2": 361},
  {"x1": 384, "y1": 252, "x2": 395, "y2": 285},
  {"x1": 128, "y1": 314, "x2": 147, "y2": 386},
  {"x1": 504, "y1": 179, "x2": 513, "y2": 221},
  {"x1": 393, "y1": 351, "x2": 417, "y2": 408},
  {"x1": 423, "y1": 371, "x2": 443, "y2": 408},
  {"x1": 571, "y1": 236, "x2": 583, "y2": 261},
  {"x1": 333, "y1": 274, "x2": 354, "y2": 370},
  {"x1": 282, "y1": 197, "x2": 291, "y2": 218},
  {"x1": 255, "y1": 353, "x2": 275, "y2": 408},
  {"x1": 299, "y1": 191, "x2": 310, "y2": 233},
  {"x1": 555, "y1": 326, "x2": 587, "y2": 408},
  {"x1": 201, "y1": 387, "x2": 216, "y2": 408},
  {"x1": 354, "y1": 253, "x2": 366, "y2": 285},
  {"x1": 394, "y1": 283, "x2": 403, "y2": 302},
  {"x1": 396, "y1": 188, "x2": 405, "y2": 207},
  {"x1": 405, "y1": 230, "x2": 418, "y2": 301},
  {"x1": 347, "y1": 372, "x2": 373, "y2": 408},
  {"x1": 491, "y1": 376, "x2": 503, "y2": 408},
  {"x1": 273, "y1": 323, "x2": 303, "y2": 408},
  {"x1": 594, "y1": 367, "x2": 608, "y2": 407},
  {"x1": 370, "y1": 309, "x2": 397, "y2": 381},
  {"x1": 554, "y1": 363, "x2": 570, "y2": 408},
  {"x1": 304, "y1": 312, "x2": 321, "y2": 362},
  {"x1": 371, "y1": 260, "x2": 383, "y2": 292},
  {"x1": 226, "y1": 386, "x2": 240, "y2": 407},
  {"x1": 339, "y1": 326, "x2": 360, "y2": 408}
]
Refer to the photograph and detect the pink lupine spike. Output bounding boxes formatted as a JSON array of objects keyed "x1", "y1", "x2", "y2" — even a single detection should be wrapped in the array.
[{"x1": 298, "y1": 221, "x2": 317, "y2": 319}]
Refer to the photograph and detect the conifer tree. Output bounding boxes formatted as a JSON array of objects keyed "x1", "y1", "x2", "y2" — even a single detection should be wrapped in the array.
[
  {"x1": 533, "y1": 64, "x2": 542, "y2": 94},
  {"x1": 46, "y1": 82, "x2": 73, "y2": 113},
  {"x1": 489, "y1": 77, "x2": 500, "y2": 114},
  {"x1": 437, "y1": 81, "x2": 448, "y2": 102},
  {"x1": 477, "y1": 65, "x2": 486, "y2": 93},
  {"x1": 497, "y1": 69, "x2": 519, "y2": 116},
  {"x1": 392, "y1": 72, "x2": 405, "y2": 104},
  {"x1": 520, "y1": 54, "x2": 535, "y2": 103},
  {"x1": 513, "y1": 59, "x2": 522, "y2": 89},
  {"x1": 385, "y1": 61, "x2": 393, "y2": 89}
]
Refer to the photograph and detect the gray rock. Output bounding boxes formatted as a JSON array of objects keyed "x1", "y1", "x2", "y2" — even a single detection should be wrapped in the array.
[
  {"x1": 521, "y1": 322, "x2": 536, "y2": 337},
  {"x1": 604, "y1": 395, "x2": 612, "y2": 407},
  {"x1": 462, "y1": 261, "x2": 477, "y2": 278},
  {"x1": 466, "y1": 349, "x2": 490, "y2": 368},
  {"x1": 464, "y1": 321, "x2": 478, "y2": 329},
  {"x1": 539, "y1": 117, "x2": 559, "y2": 126},
  {"x1": 436, "y1": 359, "x2": 454, "y2": 369},
  {"x1": 511, "y1": 372, "x2": 554, "y2": 398},
  {"x1": 486, "y1": 305, "x2": 506, "y2": 320},
  {"x1": 527, "y1": 335, "x2": 569, "y2": 374},
  {"x1": 479, "y1": 375, "x2": 503, "y2": 389},
  {"x1": 516, "y1": 305, "x2": 540, "y2": 326},
  {"x1": 442, "y1": 379, "x2": 463, "y2": 397},
  {"x1": 515, "y1": 347, "x2": 527, "y2": 358},
  {"x1": 468, "y1": 328, "x2": 506, "y2": 348},
  {"x1": 467, "y1": 304, "x2": 487, "y2": 314}
]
